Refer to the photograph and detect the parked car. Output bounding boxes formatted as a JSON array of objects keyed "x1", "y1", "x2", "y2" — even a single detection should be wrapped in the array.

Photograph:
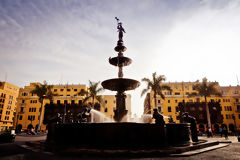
[{"x1": 0, "y1": 130, "x2": 15, "y2": 143}]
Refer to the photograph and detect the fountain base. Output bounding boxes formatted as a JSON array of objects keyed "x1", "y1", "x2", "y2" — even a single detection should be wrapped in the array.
[{"x1": 46, "y1": 123, "x2": 191, "y2": 150}]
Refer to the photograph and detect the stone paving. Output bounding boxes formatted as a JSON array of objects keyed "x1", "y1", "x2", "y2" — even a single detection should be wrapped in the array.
[{"x1": 1, "y1": 135, "x2": 240, "y2": 160}]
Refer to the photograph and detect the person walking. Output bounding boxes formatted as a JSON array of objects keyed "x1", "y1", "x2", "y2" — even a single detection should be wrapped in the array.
[
  {"x1": 223, "y1": 126, "x2": 228, "y2": 139},
  {"x1": 219, "y1": 127, "x2": 223, "y2": 137}
]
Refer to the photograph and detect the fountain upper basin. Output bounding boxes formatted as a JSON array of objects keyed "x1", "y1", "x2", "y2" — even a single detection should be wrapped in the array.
[
  {"x1": 109, "y1": 56, "x2": 132, "y2": 66},
  {"x1": 101, "y1": 78, "x2": 140, "y2": 92}
]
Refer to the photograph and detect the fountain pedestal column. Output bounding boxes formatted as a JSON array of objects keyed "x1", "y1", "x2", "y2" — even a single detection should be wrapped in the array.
[{"x1": 114, "y1": 92, "x2": 128, "y2": 122}]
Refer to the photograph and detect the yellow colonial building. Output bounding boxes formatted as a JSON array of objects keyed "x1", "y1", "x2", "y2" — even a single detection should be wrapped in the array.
[
  {"x1": 15, "y1": 83, "x2": 131, "y2": 131},
  {"x1": 146, "y1": 82, "x2": 240, "y2": 132},
  {"x1": 0, "y1": 82, "x2": 19, "y2": 131}
]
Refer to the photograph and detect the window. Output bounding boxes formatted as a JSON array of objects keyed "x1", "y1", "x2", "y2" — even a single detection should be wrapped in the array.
[
  {"x1": 186, "y1": 92, "x2": 189, "y2": 95},
  {"x1": 74, "y1": 89, "x2": 77, "y2": 92},
  {"x1": 104, "y1": 108, "x2": 108, "y2": 112},
  {"x1": 210, "y1": 99, "x2": 214, "y2": 102},
  {"x1": 19, "y1": 115, "x2": 22, "y2": 120},
  {"x1": 168, "y1": 106, "x2": 171, "y2": 112},
  {"x1": 168, "y1": 100, "x2": 170, "y2": 103},
  {"x1": 67, "y1": 95, "x2": 70, "y2": 96},
  {"x1": 237, "y1": 105, "x2": 240, "y2": 111},
  {"x1": 0, "y1": 110, "x2": 2, "y2": 114},
  {"x1": 71, "y1": 100, "x2": 75, "y2": 104},
  {"x1": 67, "y1": 89, "x2": 71, "y2": 92},
  {"x1": 105, "y1": 100, "x2": 107, "y2": 104},
  {"x1": 64, "y1": 100, "x2": 68, "y2": 104},
  {"x1": 5, "y1": 111, "x2": 10, "y2": 115},
  {"x1": 185, "y1": 86, "x2": 189, "y2": 90},
  {"x1": 60, "y1": 89, "x2": 64, "y2": 92},
  {"x1": 236, "y1": 99, "x2": 239, "y2": 102},
  {"x1": 239, "y1": 114, "x2": 240, "y2": 119},
  {"x1": 175, "y1": 92, "x2": 180, "y2": 95},
  {"x1": 57, "y1": 100, "x2": 61, "y2": 104},
  {"x1": 224, "y1": 106, "x2": 227, "y2": 111},
  {"x1": 28, "y1": 115, "x2": 35, "y2": 121},
  {"x1": 5, "y1": 116, "x2": 9, "y2": 120},
  {"x1": 54, "y1": 89, "x2": 57, "y2": 92},
  {"x1": 176, "y1": 115, "x2": 180, "y2": 120},
  {"x1": 226, "y1": 115, "x2": 229, "y2": 119},
  {"x1": 158, "y1": 107, "x2": 162, "y2": 113},
  {"x1": 175, "y1": 106, "x2": 179, "y2": 112},
  {"x1": 22, "y1": 92, "x2": 28, "y2": 96},
  {"x1": 22, "y1": 100, "x2": 25, "y2": 103},
  {"x1": 158, "y1": 100, "x2": 161, "y2": 104},
  {"x1": 175, "y1": 100, "x2": 178, "y2": 103},
  {"x1": 20, "y1": 107, "x2": 24, "y2": 112},
  {"x1": 223, "y1": 99, "x2": 225, "y2": 102}
]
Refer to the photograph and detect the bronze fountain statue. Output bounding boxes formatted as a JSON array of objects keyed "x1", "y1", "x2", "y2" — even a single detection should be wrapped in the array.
[{"x1": 101, "y1": 17, "x2": 140, "y2": 122}]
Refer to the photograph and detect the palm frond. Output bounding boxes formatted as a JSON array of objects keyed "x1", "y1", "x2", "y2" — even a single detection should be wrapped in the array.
[{"x1": 141, "y1": 88, "x2": 149, "y2": 97}]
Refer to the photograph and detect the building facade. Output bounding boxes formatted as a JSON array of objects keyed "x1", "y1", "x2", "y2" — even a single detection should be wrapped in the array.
[
  {"x1": 145, "y1": 82, "x2": 240, "y2": 132},
  {"x1": 15, "y1": 83, "x2": 131, "y2": 131},
  {"x1": 0, "y1": 82, "x2": 19, "y2": 131}
]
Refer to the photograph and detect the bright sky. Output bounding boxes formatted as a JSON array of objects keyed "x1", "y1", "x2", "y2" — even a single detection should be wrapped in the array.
[{"x1": 1, "y1": 0, "x2": 240, "y2": 116}]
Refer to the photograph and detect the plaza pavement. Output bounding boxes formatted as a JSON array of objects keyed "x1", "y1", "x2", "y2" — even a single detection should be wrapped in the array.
[{"x1": 0, "y1": 134, "x2": 240, "y2": 160}]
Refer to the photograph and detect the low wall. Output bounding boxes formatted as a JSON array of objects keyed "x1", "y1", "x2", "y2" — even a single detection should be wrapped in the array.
[{"x1": 47, "y1": 122, "x2": 190, "y2": 150}]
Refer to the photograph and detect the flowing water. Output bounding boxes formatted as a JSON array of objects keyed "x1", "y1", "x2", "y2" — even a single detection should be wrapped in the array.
[{"x1": 90, "y1": 109, "x2": 115, "y2": 122}]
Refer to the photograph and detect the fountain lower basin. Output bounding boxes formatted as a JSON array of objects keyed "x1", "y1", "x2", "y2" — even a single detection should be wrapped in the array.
[
  {"x1": 101, "y1": 78, "x2": 140, "y2": 92},
  {"x1": 47, "y1": 123, "x2": 191, "y2": 150}
]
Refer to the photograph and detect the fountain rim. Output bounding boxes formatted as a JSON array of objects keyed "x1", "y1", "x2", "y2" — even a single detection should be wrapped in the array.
[{"x1": 101, "y1": 78, "x2": 140, "y2": 92}]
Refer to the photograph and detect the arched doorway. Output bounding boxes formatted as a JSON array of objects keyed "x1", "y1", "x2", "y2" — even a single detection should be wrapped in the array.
[
  {"x1": 16, "y1": 124, "x2": 22, "y2": 133},
  {"x1": 35, "y1": 124, "x2": 39, "y2": 132},
  {"x1": 27, "y1": 124, "x2": 33, "y2": 130},
  {"x1": 229, "y1": 124, "x2": 235, "y2": 134},
  {"x1": 221, "y1": 124, "x2": 227, "y2": 128},
  {"x1": 214, "y1": 124, "x2": 219, "y2": 134},
  {"x1": 199, "y1": 124, "x2": 205, "y2": 133}
]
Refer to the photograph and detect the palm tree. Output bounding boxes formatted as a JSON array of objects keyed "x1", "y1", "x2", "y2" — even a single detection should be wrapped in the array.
[
  {"x1": 31, "y1": 81, "x2": 53, "y2": 133},
  {"x1": 191, "y1": 77, "x2": 221, "y2": 133},
  {"x1": 82, "y1": 81, "x2": 104, "y2": 109},
  {"x1": 141, "y1": 72, "x2": 172, "y2": 111}
]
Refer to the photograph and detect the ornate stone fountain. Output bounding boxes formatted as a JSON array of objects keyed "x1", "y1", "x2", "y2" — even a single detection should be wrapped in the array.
[
  {"x1": 44, "y1": 18, "x2": 192, "y2": 152},
  {"x1": 101, "y1": 18, "x2": 140, "y2": 122}
]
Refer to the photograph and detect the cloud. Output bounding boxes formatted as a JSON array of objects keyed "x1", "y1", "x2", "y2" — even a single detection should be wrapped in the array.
[{"x1": 1, "y1": 0, "x2": 240, "y2": 115}]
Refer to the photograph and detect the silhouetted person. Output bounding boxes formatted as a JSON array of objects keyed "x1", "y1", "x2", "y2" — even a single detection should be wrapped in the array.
[
  {"x1": 219, "y1": 127, "x2": 223, "y2": 137},
  {"x1": 222, "y1": 126, "x2": 228, "y2": 139},
  {"x1": 182, "y1": 112, "x2": 198, "y2": 142},
  {"x1": 153, "y1": 108, "x2": 165, "y2": 126},
  {"x1": 168, "y1": 116, "x2": 175, "y2": 123},
  {"x1": 78, "y1": 107, "x2": 91, "y2": 123}
]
